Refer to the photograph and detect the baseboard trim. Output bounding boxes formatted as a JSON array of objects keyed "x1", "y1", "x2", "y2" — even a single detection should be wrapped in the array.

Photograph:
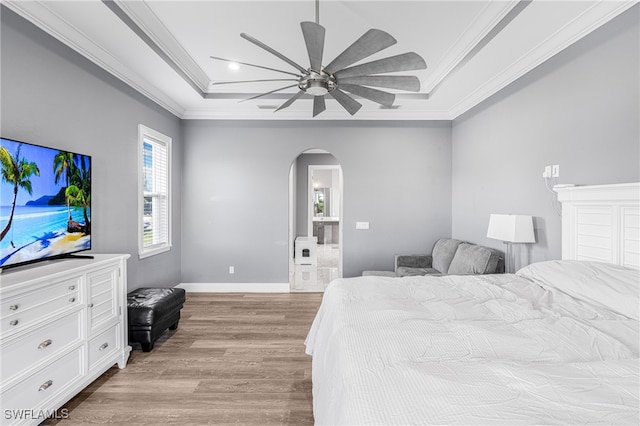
[{"x1": 177, "y1": 282, "x2": 290, "y2": 293}]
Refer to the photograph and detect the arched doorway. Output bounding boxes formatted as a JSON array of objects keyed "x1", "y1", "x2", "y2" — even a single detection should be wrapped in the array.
[{"x1": 288, "y1": 150, "x2": 343, "y2": 292}]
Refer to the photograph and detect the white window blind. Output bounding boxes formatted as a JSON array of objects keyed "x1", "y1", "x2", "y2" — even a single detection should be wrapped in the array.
[{"x1": 138, "y1": 125, "x2": 171, "y2": 258}]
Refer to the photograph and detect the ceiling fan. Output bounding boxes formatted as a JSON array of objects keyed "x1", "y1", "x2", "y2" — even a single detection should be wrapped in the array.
[{"x1": 210, "y1": 0, "x2": 427, "y2": 117}]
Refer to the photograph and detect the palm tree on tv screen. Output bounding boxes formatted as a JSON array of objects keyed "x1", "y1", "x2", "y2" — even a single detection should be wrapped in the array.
[
  {"x1": 0, "y1": 144, "x2": 40, "y2": 242},
  {"x1": 53, "y1": 151, "x2": 75, "y2": 220},
  {"x1": 65, "y1": 154, "x2": 91, "y2": 234}
]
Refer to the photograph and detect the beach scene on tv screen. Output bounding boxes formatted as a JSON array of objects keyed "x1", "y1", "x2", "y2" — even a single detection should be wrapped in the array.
[{"x1": 0, "y1": 138, "x2": 91, "y2": 268}]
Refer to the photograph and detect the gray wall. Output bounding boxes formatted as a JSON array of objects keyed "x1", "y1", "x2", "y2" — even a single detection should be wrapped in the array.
[
  {"x1": 7, "y1": 3, "x2": 634, "y2": 287},
  {"x1": 1, "y1": 7, "x2": 183, "y2": 289},
  {"x1": 181, "y1": 120, "x2": 452, "y2": 282},
  {"x1": 451, "y1": 6, "x2": 639, "y2": 264},
  {"x1": 295, "y1": 153, "x2": 339, "y2": 237}
]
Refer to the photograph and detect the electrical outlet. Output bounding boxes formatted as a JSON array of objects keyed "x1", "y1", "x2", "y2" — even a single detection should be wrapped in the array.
[
  {"x1": 552, "y1": 165, "x2": 560, "y2": 178},
  {"x1": 229, "y1": 266, "x2": 235, "y2": 274},
  {"x1": 543, "y1": 165, "x2": 552, "y2": 178}
]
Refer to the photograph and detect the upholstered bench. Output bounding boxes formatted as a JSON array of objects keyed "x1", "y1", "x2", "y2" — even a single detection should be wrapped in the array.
[{"x1": 127, "y1": 287, "x2": 186, "y2": 352}]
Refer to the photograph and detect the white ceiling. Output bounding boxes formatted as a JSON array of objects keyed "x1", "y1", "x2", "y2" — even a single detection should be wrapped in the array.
[{"x1": 4, "y1": 1, "x2": 636, "y2": 120}]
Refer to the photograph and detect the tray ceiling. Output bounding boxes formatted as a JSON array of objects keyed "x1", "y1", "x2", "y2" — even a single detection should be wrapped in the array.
[{"x1": 4, "y1": 0, "x2": 635, "y2": 120}]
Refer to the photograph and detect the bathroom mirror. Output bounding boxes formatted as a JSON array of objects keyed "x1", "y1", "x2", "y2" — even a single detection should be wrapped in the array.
[{"x1": 314, "y1": 188, "x2": 331, "y2": 217}]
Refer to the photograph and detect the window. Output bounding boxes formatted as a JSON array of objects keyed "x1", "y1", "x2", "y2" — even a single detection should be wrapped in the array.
[{"x1": 138, "y1": 125, "x2": 171, "y2": 258}]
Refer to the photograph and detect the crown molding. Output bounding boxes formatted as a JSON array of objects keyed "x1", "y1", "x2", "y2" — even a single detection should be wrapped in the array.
[
  {"x1": 421, "y1": 0, "x2": 521, "y2": 94},
  {"x1": 181, "y1": 106, "x2": 453, "y2": 120},
  {"x1": 111, "y1": 0, "x2": 211, "y2": 94},
  {"x1": 3, "y1": 0, "x2": 185, "y2": 118},
  {"x1": 448, "y1": 0, "x2": 638, "y2": 119}
]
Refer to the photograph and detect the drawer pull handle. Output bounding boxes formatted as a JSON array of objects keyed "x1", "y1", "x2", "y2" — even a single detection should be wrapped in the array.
[
  {"x1": 88, "y1": 303, "x2": 94, "y2": 308},
  {"x1": 99, "y1": 343, "x2": 109, "y2": 351},
  {"x1": 9, "y1": 304, "x2": 19, "y2": 311},
  {"x1": 39, "y1": 380, "x2": 53, "y2": 392},
  {"x1": 69, "y1": 285, "x2": 76, "y2": 290},
  {"x1": 38, "y1": 339, "x2": 53, "y2": 349},
  {"x1": 9, "y1": 320, "x2": 19, "y2": 326},
  {"x1": 69, "y1": 297, "x2": 76, "y2": 303}
]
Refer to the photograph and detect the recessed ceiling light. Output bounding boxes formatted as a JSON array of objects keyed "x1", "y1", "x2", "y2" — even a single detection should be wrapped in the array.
[{"x1": 228, "y1": 62, "x2": 240, "y2": 71}]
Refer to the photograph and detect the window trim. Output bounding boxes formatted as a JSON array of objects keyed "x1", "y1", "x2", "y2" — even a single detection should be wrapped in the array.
[{"x1": 138, "y1": 124, "x2": 172, "y2": 259}]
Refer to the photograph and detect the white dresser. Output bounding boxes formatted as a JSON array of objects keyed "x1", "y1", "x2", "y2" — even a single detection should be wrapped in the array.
[{"x1": 0, "y1": 254, "x2": 131, "y2": 425}]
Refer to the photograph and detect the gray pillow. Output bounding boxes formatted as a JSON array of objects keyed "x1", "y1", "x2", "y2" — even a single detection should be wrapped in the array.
[
  {"x1": 431, "y1": 239, "x2": 463, "y2": 273},
  {"x1": 447, "y1": 243, "x2": 501, "y2": 275}
]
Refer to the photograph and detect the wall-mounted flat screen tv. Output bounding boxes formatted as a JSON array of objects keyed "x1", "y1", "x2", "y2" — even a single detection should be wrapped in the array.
[{"x1": 0, "y1": 137, "x2": 91, "y2": 270}]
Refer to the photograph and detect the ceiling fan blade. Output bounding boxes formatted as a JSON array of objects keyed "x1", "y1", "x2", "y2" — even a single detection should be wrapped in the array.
[
  {"x1": 275, "y1": 90, "x2": 305, "y2": 112},
  {"x1": 337, "y1": 75, "x2": 421, "y2": 92},
  {"x1": 324, "y1": 29, "x2": 397, "y2": 75},
  {"x1": 301, "y1": 22, "x2": 325, "y2": 72},
  {"x1": 210, "y1": 78, "x2": 298, "y2": 86},
  {"x1": 239, "y1": 84, "x2": 299, "y2": 102},
  {"x1": 339, "y1": 84, "x2": 395, "y2": 107},
  {"x1": 240, "y1": 33, "x2": 308, "y2": 74},
  {"x1": 313, "y1": 96, "x2": 326, "y2": 117},
  {"x1": 335, "y1": 52, "x2": 427, "y2": 79},
  {"x1": 329, "y1": 89, "x2": 362, "y2": 116},
  {"x1": 210, "y1": 56, "x2": 302, "y2": 78}
]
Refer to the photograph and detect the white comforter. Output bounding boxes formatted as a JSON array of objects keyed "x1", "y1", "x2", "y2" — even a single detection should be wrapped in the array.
[{"x1": 305, "y1": 272, "x2": 639, "y2": 425}]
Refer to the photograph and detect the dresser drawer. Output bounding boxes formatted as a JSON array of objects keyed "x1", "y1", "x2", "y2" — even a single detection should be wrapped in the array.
[
  {"x1": 1, "y1": 311, "x2": 82, "y2": 384},
  {"x1": 1, "y1": 347, "x2": 83, "y2": 412},
  {"x1": 1, "y1": 276, "x2": 81, "y2": 319},
  {"x1": 1, "y1": 291, "x2": 81, "y2": 336},
  {"x1": 88, "y1": 325, "x2": 120, "y2": 370}
]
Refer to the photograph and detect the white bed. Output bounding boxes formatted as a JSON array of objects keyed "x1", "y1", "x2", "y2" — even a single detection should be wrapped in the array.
[{"x1": 305, "y1": 183, "x2": 640, "y2": 425}]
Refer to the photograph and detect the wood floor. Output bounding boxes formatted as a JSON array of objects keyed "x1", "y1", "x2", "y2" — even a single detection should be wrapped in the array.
[{"x1": 46, "y1": 292, "x2": 324, "y2": 425}]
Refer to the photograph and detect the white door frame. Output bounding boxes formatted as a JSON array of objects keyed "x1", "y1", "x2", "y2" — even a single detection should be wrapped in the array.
[{"x1": 288, "y1": 160, "x2": 344, "y2": 292}]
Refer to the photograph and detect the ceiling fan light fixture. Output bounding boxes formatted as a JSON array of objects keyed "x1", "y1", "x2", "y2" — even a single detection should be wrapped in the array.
[
  {"x1": 298, "y1": 70, "x2": 336, "y2": 96},
  {"x1": 306, "y1": 80, "x2": 329, "y2": 96}
]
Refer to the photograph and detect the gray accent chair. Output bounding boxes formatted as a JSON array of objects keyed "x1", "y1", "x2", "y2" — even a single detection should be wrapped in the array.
[{"x1": 363, "y1": 238, "x2": 504, "y2": 277}]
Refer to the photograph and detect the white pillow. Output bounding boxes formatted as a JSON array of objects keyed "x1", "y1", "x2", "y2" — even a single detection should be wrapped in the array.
[{"x1": 516, "y1": 260, "x2": 640, "y2": 320}]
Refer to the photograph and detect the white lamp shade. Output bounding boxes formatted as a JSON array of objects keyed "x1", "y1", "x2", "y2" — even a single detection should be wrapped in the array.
[{"x1": 487, "y1": 214, "x2": 536, "y2": 243}]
